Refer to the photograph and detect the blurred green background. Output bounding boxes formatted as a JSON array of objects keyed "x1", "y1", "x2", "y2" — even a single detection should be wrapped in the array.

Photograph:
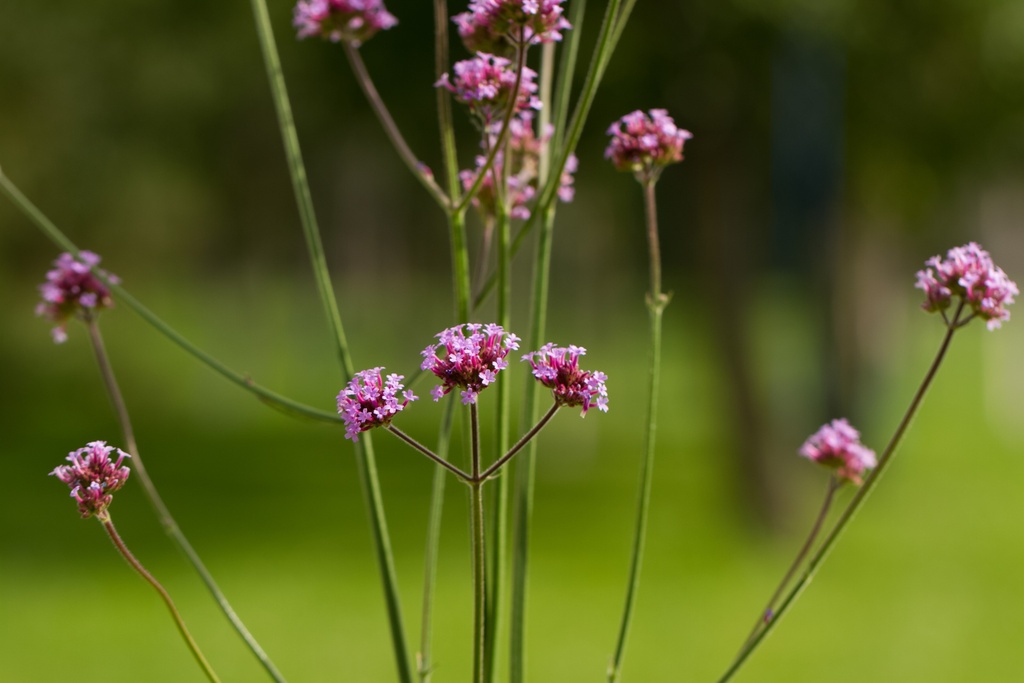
[{"x1": 2, "y1": 0, "x2": 1023, "y2": 681}]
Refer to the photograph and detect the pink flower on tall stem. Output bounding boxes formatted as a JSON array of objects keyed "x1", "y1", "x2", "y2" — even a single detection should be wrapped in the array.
[
  {"x1": 453, "y1": 0, "x2": 571, "y2": 51},
  {"x1": 799, "y1": 419, "x2": 876, "y2": 486},
  {"x1": 36, "y1": 251, "x2": 118, "y2": 343},
  {"x1": 294, "y1": 0, "x2": 397, "y2": 46},
  {"x1": 522, "y1": 343, "x2": 608, "y2": 415},
  {"x1": 436, "y1": 53, "x2": 541, "y2": 130},
  {"x1": 915, "y1": 242, "x2": 1018, "y2": 330},
  {"x1": 605, "y1": 109, "x2": 692, "y2": 181},
  {"x1": 421, "y1": 323, "x2": 520, "y2": 404},
  {"x1": 50, "y1": 441, "x2": 131, "y2": 519},
  {"x1": 337, "y1": 368, "x2": 417, "y2": 442}
]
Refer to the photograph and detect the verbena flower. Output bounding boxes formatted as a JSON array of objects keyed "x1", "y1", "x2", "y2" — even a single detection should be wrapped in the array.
[
  {"x1": 799, "y1": 419, "x2": 876, "y2": 486},
  {"x1": 36, "y1": 251, "x2": 118, "y2": 343},
  {"x1": 294, "y1": 0, "x2": 397, "y2": 46},
  {"x1": 453, "y1": 0, "x2": 571, "y2": 51},
  {"x1": 421, "y1": 323, "x2": 520, "y2": 404},
  {"x1": 436, "y1": 53, "x2": 541, "y2": 130},
  {"x1": 459, "y1": 114, "x2": 577, "y2": 220},
  {"x1": 915, "y1": 242, "x2": 1018, "y2": 330},
  {"x1": 522, "y1": 343, "x2": 609, "y2": 415},
  {"x1": 50, "y1": 441, "x2": 131, "y2": 519},
  {"x1": 337, "y1": 368, "x2": 417, "y2": 442},
  {"x1": 605, "y1": 109, "x2": 693, "y2": 181}
]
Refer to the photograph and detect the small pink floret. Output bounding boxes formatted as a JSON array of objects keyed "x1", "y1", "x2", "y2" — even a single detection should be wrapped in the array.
[
  {"x1": 36, "y1": 251, "x2": 117, "y2": 343},
  {"x1": 799, "y1": 419, "x2": 876, "y2": 486},
  {"x1": 437, "y1": 53, "x2": 541, "y2": 129},
  {"x1": 915, "y1": 242, "x2": 1017, "y2": 330},
  {"x1": 453, "y1": 0, "x2": 571, "y2": 52},
  {"x1": 294, "y1": 0, "x2": 397, "y2": 46},
  {"x1": 422, "y1": 323, "x2": 519, "y2": 404},
  {"x1": 605, "y1": 109, "x2": 692, "y2": 180},
  {"x1": 337, "y1": 367, "x2": 417, "y2": 441},
  {"x1": 50, "y1": 441, "x2": 131, "y2": 519},
  {"x1": 522, "y1": 343, "x2": 608, "y2": 415}
]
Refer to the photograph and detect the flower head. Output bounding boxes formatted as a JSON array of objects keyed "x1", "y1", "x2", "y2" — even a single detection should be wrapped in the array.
[
  {"x1": 436, "y1": 53, "x2": 541, "y2": 130},
  {"x1": 50, "y1": 441, "x2": 131, "y2": 519},
  {"x1": 799, "y1": 419, "x2": 876, "y2": 486},
  {"x1": 522, "y1": 343, "x2": 608, "y2": 415},
  {"x1": 337, "y1": 368, "x2": 417, "y2": 441},
  {"x1": 421, "y1": 323, "x2": 520, "y2": 404},
  {"x1": 453, "y1": 0, "x2": 571, "y2": 52},
  {"x1": 36, "y1": 251, "x2": 118, "y2": 343},
  {"x1": 915, "y1": 242, "x2": 1018, "y2": 330},
  {"x1": 294, "y1": 0, "x2": 397, "y2": 46},
  {"x1": 459, "y1": 114, "x2": 577, "y2": 220},
  {"x1": 605, "y1": 109, "x2": 692, "y2": 181}
]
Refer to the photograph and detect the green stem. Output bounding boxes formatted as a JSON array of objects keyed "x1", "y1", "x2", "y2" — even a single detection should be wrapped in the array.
[
  {"x1": 608, "y1": 178, "x2": 669, "y2": 683},
  {"x1": 388, "y1": 424, "x2": 472, "y2": 482},
  {"x1": 248, "y1": 4, "x2": 413, "y2": 682},
  {"x1": 87, "y1": 319, "x2": 287, "y2": 682},
  {"x1": 470, "y1": 403, "x2": 487, "y2": 683},
  {"x1": 0, "y1": 171, "x2": 340, "y2": 423},
  {"x1": 101, "y1": 517, "x2": 221, "y2": 683},
  {"x1": 481, "y1": 403, "x2": 560, "y2": 481},
  {"x1": 717, "y1": 302, "x2": 965, "y2": 683},
  {"x1": 434, "y1": 0, "x2": 460, "y2": 204},
  {"x1": 343, "y1": 43, "x2": 450, "y2": 210}
]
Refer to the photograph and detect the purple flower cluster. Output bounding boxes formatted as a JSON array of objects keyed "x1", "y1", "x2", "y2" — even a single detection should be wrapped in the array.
[
  {"x1": 799, "y1": 419, "x2": 876, "y2": 486},
  {"x1": 50, "y1": 441, "x2": 131, "y2": 519},
  {"x1": 605, "y1": 109, "x2": 693, "y2": 180},
  {"x1": 436, "y1": 53, "x2": 541, "y2": 129},
  {"x1": 453, "y1": 0, "x2": 571, "y2": 51},
  {"x1": 915, "y1": 242, "x2": 1018, "y2": 330},
  {"x1": 36, "y1": 251, "x2": 118, "y2": 343},
  {"x1": 337, "y1": 368, "x2": 417, "y2": 441},
  {"x1": 293, "y1": 0, "x2": 397, "y2": 46},
  {"x1": 522, "y1": 343, "x2": 609, "y2": 415},
  {"x1": 460, "y1": 114, "x2": 577, "y2": 220},
  {"x1": 421, "y1": 323, "x2": 520, "y2": 404}
]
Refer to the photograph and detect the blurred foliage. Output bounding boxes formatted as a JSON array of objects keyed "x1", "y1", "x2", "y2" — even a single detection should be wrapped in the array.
[{"x1": 2, "y1": 0, "x2": 1024, "y2": 681}]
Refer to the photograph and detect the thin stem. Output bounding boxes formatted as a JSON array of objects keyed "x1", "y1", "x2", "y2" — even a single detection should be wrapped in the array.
[
  {"x1": 0, "y1": 172, "x2": 340, "y2": 423},
  {"x1": 738, "y1": 476, "x2": 840, "y2": 653},
  {"x1": 608, "y1": 177, "x2": 669, "y2": 683},
  {"x1": 717, "y1": 302, "x2": 966, "y2": 683},
  {"x1": 101, "y1": 517, "x2": 221, "y2": 683},
  {"x1": 417, "y1": 396, "x2": 457, "y2": 683},
  {"x1": 470, "y1": 403, "x2": 487, "y2": 683},
  {"x1": 248, "y1": 5, "x2": 414, "y2": 681},
  {"x1": 388, "y1": 425, "x2": 473, "y2": 481},
  {"x1": 343, "y1": 43, "x2": 450, "y2": 210},
  {"x1": 87, "y1": 320, "x2": 287, "y2": 682},
  {"x1": 434, "y1": 0, "x2": 460, "y2": 203},
  {"x1": 481, "y1": 402, "x2": 561, "y2": 481}
]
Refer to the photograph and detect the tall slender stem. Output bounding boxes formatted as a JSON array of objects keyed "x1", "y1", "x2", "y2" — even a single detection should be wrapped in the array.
[
  {"x1": 481, "y1": 403, "x2": 561, "y2": 481},
  {"x1": 717, "y1": 303, "x2": 965, "y2": 683},
  {"x1": 87, "y1": 320, "x2": 287, "y2": 682},
  {"x1": 469, "y1": 403, "x2": 488, "y2": 683},
  {"x1": 388, "y1": 424, "x2": 472, "y2": 481},
  {"x1": 248, "y1": 3, "x2": 413, "y2": 681},
  {"x1": 343, "y1": 43, "x2": 449, "y2": 210},
  {"x1": 101, "y1": 517, "x2": 221, "y2": 683},
  {"x1": 608, "y1": 177, "x2": 669, "y2": 683}
]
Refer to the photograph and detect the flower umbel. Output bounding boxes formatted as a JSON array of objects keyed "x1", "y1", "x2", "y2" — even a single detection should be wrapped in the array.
[
  {"x1": 605, "y1": 109, "x2": 693, "y2": 181},
  {"x1": 453, "y1": 0, "x2": 571, "y2": 51},
  {"x1": 337, "y1": 368, "x2": 417, "y2": 441},
  {"x1": 50, "y1": 441, "x2": 131, "y2": 519},
  {"x1": 293, "y1": 0, "x2": 398, "y2": 46},
  {"x1": 522, "y1": 343, "x2": 609, "y2": 415},
  {"x1": 436, "y1": 53, "x2": 541, "y2": 130},
  {"x1": 915, "y1": 242, "x2": 1018, "y2": 330},
  {"x1": 799, "y1": 419, "x2": 876, "y2": 486},
  {"x1": 421, "y1": 323, "x2": 520, "y2": 404},
  {"x1": 36, "y1": 251, "x2": 118, "y2": 343}
]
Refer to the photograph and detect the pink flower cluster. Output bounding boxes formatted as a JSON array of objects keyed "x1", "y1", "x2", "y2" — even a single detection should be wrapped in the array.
[
  {"x1": 522, "y1": 343, "x2": 609, "y2": 415},
  {"x1": 915, "y1": 242, "x2": 1018, "y2": 330},
  {"x1": 421, "y1": 323, "x2": 520, "y2": 404},
  {"x1": 337, "y1": 368, "x2": 417, "y2": 442},
  {"x1": 436, "y1": 53, "x2": 541, "y2": 129},
  {"x1": 460, "y1": 114, "x2": 577, "y2": 220},
  {"x1": 605, "y1": 109, "x2": 693, "y2": 180},
  {"x1": 293, "y1": 0, "x2": 397, "y2": 46},
  {"x1": 453, "y1": 0, "x2": 571, "y2": 51},
  {"x1": 50, "y1": 441, "x2": 131, "y2": 519},
  {"x1": 36, "y1": 251, "x2": 118, "y2": 343},
  {"x1": 799, "y1": 419, "x2": 876, "y2": 486}
]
